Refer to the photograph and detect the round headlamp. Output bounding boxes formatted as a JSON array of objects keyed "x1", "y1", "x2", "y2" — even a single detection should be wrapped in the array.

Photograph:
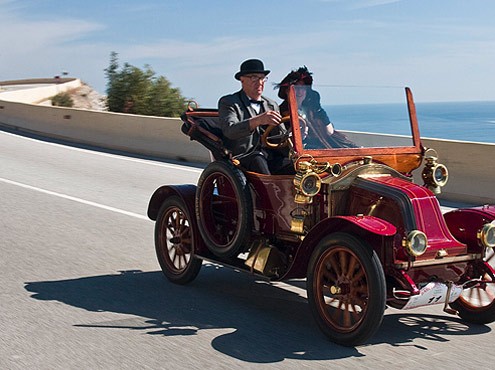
[
  {"x1": 403, "y1": 230, "x2": 428, "y2": 257},
  {"x1": 299, "y1": 172, "x2": 321, "y2": 197},
  {"x1": 432, "y1": 164, "x2": 449, "y2": 187},
  {"x1": 478, "y1": 222, "x2": 495, "y2": 249},
  {"x1": 422, "y1": 163, "x2": 449, "y2": 188}
]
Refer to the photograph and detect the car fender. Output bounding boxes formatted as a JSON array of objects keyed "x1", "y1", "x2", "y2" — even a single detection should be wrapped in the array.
[
  {"x1": 147, "y1": 184, "x2": 196, "y2": 221},
  {"x1": 282, "y1": 215, "x2": 396, "y2": 279},
  {"x1": 444, "y1": 205, "x2": 495, "y2": 250}
]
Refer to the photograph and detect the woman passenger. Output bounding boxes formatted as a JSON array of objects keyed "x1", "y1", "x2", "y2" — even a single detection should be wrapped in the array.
[{"x1": 275, "y1": 66, "x2": 357, "y2": 149}]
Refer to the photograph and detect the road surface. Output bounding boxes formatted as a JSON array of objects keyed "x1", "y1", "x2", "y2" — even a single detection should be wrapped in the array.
[{"x1": 1, "y1": 129, "x2": 494, "y2": 369}]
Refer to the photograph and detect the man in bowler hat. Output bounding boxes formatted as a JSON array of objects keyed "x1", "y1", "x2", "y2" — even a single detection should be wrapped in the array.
[{"x1": 218, "y1": 59, "x2": 286, "y2": 174}]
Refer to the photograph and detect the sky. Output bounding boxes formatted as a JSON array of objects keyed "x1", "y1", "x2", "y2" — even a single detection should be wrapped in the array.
[{"x1": 1, "y1": 0, "x2": 494, "y2": 106}]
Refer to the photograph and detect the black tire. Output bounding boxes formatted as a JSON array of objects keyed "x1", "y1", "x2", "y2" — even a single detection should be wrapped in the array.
[
  {"x1": 307, "y1": 232, "x2": 386, "y2": 346},
  {"x1": 195, "y1": 161, "x2": 253, "y2": 259},
  {"x1": 450, "y1": 249, "x2": 495, "y2": 324},
  {"x1": 155, "y1": 196, "x2": 202, "y2": 284}
]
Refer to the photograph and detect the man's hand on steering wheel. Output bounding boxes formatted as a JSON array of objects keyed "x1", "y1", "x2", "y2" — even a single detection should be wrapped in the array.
[
  {"x1": 261, "y1": 114, "x2": 309, "y2": 149},
  {"x1": 262, "y1": 115, "x2": 292, "y2": 149},
  {"x1": 249, "y1": 110, "x2": 281, "y2": 131}
]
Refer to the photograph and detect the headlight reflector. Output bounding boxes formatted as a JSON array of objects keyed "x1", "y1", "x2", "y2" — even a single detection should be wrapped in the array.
[
  {"x1": 478, "y1": 222, "x2": 495, "y2": 249},
  {"x1": 403, "y1": 230, "x2": 428, "y2": 257},
  {"x1": 294, "y1": 172, "x2": 321, "y2": 197},
  {"x1": 432, "y1": 164, "x2": 449, "y2": 187}
]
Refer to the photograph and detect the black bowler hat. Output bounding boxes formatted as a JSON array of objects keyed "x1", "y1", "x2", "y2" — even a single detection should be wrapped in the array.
[{"x1": 234, "y1": 59, "x2": 270, "y2": 80}]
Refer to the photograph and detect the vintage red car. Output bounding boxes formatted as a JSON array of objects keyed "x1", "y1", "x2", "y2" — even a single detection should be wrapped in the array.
[{"x1": 147, "y1": 84, "x2": 495, "y2": 346}]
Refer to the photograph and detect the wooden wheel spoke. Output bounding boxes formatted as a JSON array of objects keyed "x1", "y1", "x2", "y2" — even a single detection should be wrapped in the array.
[
  {"x1": 173, "y1": 211, "x2": 181, "y2": 230},
  {"x1": 180, "y1": 254, "x2": 188, "y2": 269},
  {"x1": 178, "y1": 214, "x2": 188, "y2": 228},
  {"x1": 179, "y1": 217, "x2": 190, "y2": 236},
  {"x1": 170, "y1": 248, "x2": 178, "y2": 264},
  {"x1": 166, "y1": 218, "x2": 176, "y2": 234},
  {"x1": 350, "y1": 304, "x2": 362, "y2": 317},
  {"x1": 328, "y1": 256, "x2": 341, "y2": 276},
  {"x1": 338, "y1": 250, "x2": 348, "y2": 275},
  {"x1": 484, "y1": 287, "x2": 495, "y2": 302},
  {"x1": 350, "y1": 278, "x2": 365, "y2": 292},
  {"x1": 180, "y1": 229, "x2": 190, "y2": 240},
  {"x1": 346, "y1": 255, "x2": 358, "y2": 278},
  {"x1": 343, "y1": 303, "x2": 352, "y2": 327},
  {"x1": 329, "y1": 301, "x2": 355, "y2": 328},
  {"x1": 350, "y1": 293, "x2": 367, "y2": 308},
  {"x1": 324, "y1": 296, "x2": 337, "y2": 306},
  {"x1": 476, "y1": 287, "x2": 483, "y2": 304},
  {"x1": 350, "y1": 267, "x2": 365, "y2": 283},
  {"x1": 181, "y1": 238, "x2": 192, "y2": 250},
  {"x1": 330, "y1": 303, "x2": 343, "y2": 322},
  {"x1": 322, "y1": 268, "x2": 337, "y2": 284}
]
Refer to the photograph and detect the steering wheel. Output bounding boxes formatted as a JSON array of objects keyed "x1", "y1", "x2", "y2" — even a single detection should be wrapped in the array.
[
  {"x1": 261, "y1": 116, "x2": 292, "y2": 149},
  {"x1": 261, "y1": 115, "x2": 308, "y2": 149}
]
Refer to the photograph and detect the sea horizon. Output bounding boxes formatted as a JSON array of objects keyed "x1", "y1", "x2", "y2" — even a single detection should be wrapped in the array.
[{"x1": 324, "y1": 100, "x2": 495, "y2": 144}]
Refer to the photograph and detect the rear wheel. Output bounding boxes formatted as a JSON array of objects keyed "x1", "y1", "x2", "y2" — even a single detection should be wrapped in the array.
[
  {"x1": 196, "y1": 161, "x2": 252, "y2": 259},
  {"x1": 155, "y1": 196, "x2": 202, "y2": 284},
  {"x1": 450, "y1": 249, "x2": 495, "y2": 324},
  {"x1": 307, "y1": 232, "x2": 386, "y2": 346}
]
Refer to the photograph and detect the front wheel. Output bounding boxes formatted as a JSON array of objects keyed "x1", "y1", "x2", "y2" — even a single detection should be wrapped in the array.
[
  {"x1": 307, "y1": 232, "x2": 386, "y2": 346},
  {"x1": 155, "y1": 196, "x2": 202, "y2": 284},
  {"x1": 450, "y1": 249, "x2": 495, "y2": 324}
]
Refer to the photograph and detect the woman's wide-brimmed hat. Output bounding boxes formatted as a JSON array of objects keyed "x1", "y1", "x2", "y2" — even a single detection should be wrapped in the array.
[
  {"x1": 235, "y1": 59, "x2": 271, "y2": 80},
  {"x1": 275, "y1": 66, "x2": 313, "y2": 99}
]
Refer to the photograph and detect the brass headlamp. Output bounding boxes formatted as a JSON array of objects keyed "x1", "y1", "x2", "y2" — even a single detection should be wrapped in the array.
[
  {"x1": 422, "y1": 149, "x2": 449, "y2": 194},
  {"x1": 293, "y1": 161, "x2": 322, "y2": 204},
  {"x1": 290, "y1": 157, "x2": 341, "y2": 234},
  {"x1": 478, "y1": 221, "x2": 495, "y2": 249}
]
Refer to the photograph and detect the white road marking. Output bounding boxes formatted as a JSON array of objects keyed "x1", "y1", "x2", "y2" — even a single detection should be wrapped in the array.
[{"x1": 0, "y1": 177, "x2": 150, "y2": 221}]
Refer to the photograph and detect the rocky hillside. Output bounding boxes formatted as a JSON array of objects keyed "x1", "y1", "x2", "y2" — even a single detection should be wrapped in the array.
[
  {"x1": 66, "y1": 83, "x2": 106, "y2": 111},
  {"x1": 41, "y1": 83, "x2": 107, "y2": 111},
  {"x1": 68, "y1": 84, "x2": 106, "y2": 110}
]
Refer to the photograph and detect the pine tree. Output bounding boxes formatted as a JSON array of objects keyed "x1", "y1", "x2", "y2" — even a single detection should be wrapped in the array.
[{"x1": 104, "y1": 52, "x2": 187, "y2": 117}]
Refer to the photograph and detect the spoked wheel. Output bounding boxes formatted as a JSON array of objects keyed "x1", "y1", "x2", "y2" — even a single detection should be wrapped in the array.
[
  {"x1": 196, "y1": 161, "x2": 252, "y2": 259},
  {"x1": 450, "y1": 248, "x2": 495, "y2": 324},
  {"x1": 307, "y1": 232, "x2": 386, "y2": 346},
  {"x1": 155, "y1": 196, "x2": 202, "y2": 284}
]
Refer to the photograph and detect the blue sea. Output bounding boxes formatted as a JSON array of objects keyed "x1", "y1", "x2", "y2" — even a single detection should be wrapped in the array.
[{"x1": 323, "y1": 101, "x2": 495, "y2": 144}]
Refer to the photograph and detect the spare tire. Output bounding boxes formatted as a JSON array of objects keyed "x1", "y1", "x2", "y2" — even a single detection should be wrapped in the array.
[{"x1": 195, "y1": 161, "x2": 253, "y2": 258}]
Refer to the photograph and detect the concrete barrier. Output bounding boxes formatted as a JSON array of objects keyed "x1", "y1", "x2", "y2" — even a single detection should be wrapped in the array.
[
  {"x1": 0, "y1": 99, "x2": 210, "y2": 163},
  {"x1": 0, "y1": 78, "x2": 82, "y2": 104},
  {"x1": 0, "y1": 80, "x2": 493, "y2": 204},
  {"x1": 419, "y1": 138, "x2": 495, "y2": 205}
]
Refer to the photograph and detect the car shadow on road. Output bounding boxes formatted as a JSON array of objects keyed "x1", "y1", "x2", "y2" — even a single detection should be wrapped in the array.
[{"x1": 24, "y1": 264, "x2": 491, "y2": 363}]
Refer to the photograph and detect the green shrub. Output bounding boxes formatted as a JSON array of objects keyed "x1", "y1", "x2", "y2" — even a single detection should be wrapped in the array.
[{"x1": 51, "y1": 92, "x2": 74, "y2": 107}]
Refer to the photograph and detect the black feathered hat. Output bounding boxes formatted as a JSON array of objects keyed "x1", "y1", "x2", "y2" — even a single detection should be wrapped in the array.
[{"x1": 275, "y1": 66, "x2": 313, "y2": 99}]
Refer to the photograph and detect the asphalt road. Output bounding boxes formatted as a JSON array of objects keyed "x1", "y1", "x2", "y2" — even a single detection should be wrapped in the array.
[{"x1": 1, "y1": 129, "x2": 494, "y2": 369}]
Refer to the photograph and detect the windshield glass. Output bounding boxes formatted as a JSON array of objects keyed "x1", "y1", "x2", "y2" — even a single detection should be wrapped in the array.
[{"x1": 291, "y1": 85, "x2": 414, "y2": 150}]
